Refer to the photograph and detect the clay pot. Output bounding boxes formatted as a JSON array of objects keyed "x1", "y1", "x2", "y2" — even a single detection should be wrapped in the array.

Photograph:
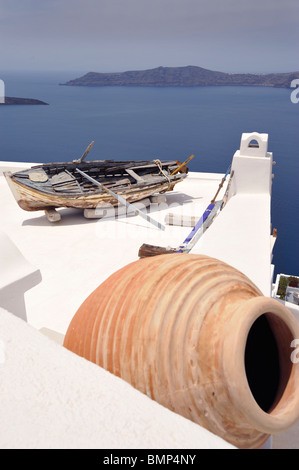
[{"x1": 64, "y1": 254, "x2": 299, "y2": 448}]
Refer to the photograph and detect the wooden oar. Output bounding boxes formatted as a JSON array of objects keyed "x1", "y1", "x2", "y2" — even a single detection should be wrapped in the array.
[
  {"x1": 76, "y1": 168, "x2": 165, "y2": 231},
  {"x1": 73, "y1": 141, "x2": 95, "y2": 164},
  {"x1": 138, "y1": 165, "x2": 231, "y2": 257},
  {"x1": 174, "y1": 165, "x2": 232, "y2": 253},
  {"x1": 170, "y1": 155, "x2": 194, "y2": 175},
  {"x1": 210, "y1": 165, "x2": 231, "y2": 204}
]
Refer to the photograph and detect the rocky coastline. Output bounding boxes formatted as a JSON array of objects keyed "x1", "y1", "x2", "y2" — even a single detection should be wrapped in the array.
[
  {"x1": 61, "y1": 65, "x2": 298, "y2": 89},
  {"x1": 0, "y1": 97, "x2": 48, "y2": 105}
]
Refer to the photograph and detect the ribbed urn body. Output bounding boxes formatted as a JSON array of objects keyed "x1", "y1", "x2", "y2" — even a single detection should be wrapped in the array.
[{"x1": 64, "y1": 254, "x2": 299, "y2": 448}]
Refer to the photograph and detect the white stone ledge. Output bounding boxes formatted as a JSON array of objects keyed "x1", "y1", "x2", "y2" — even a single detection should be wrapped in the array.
[{"x1": 0, "y1": 308, "x2": 234, "y2": 449}]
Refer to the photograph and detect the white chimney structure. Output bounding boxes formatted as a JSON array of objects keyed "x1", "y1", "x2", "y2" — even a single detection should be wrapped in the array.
[
  {"x1": 193, "y1": 132, "x2": 275, "y2": 297},
  {"x1": 229, "y1": 132, "x2": 273, "y2": 197}
]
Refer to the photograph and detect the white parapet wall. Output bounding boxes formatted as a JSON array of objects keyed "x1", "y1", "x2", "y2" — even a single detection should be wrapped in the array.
[
  {"x1": 0, "y1": 307, "x2": 235, "y2": 449},
  {"x1": 0, "y1": 231, "x2": 41, "y2": 321},
  {"x1": 193, "y1": 132, "x2": 274, "y2": 296}
]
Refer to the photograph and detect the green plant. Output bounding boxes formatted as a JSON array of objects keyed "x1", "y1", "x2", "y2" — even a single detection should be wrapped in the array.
[{"x1": 277, "y1": 275, "x2": 299, "y2": 300}]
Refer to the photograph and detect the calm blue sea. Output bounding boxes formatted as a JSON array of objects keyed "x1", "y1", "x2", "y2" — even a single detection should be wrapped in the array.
[{"x1": 0, "y1": 70, "x2": 298, "y2": 277}]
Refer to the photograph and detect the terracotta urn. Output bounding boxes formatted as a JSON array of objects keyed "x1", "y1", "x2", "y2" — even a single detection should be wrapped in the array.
[{"x1": 64, "y1": 254, "x2": 299, "y2": 448}]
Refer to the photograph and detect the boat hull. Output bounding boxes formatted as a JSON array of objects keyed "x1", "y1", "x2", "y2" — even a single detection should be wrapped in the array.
[{"x1": 4, "y1": 171, "x2": 185, "y2": 212}]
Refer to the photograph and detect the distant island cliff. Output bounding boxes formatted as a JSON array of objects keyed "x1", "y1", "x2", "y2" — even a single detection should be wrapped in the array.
[
  {"x1": 61, "y1": 66, "x2": 298, "y2": 88},
  {"x1": 0, "y1": 97, "x2": 48, "y2": 105}
]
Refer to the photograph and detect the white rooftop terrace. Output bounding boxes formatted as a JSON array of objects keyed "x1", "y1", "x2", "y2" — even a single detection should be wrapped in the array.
[
  {"x1": 0, "y1": 132, "x2": 295, "y2": 449},
  {"x1": 0, "y1": 132, "x2": 276, "y2": 335},
  {"x1": 0, "y1": 166, "x2": 228, "y2": 336}
]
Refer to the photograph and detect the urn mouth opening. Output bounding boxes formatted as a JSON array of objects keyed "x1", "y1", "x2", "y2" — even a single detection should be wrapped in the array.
[
  {"x1": 244, "y1": 313, "x2": 293, "y2": 414},
  {"x1": 224, "y1": 297, "x2": 299, "y2": 433}
]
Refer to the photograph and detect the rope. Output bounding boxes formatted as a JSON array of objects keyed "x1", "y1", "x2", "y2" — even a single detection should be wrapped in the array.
[
  {"x1": 153, "y1": 159, "x2": 171, "y2": 186},
  {"x1": 220, "y1": 170, "x2": 234, "y2": 211}
]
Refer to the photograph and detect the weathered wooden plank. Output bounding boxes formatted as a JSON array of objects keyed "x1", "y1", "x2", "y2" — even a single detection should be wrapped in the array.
[
  {"x1": 102, "y1": 178, "x2": 131, "y2": 187},
  {"x1": 130, "y1": 161, "x2": 177, "y2": 170},
  {"x1": 44, "y1": 208, "x2": 61, "y2": 222},
  {"x1": 28, "y1": 169, "x2": 48, "y2": 183},
  {"x1": 125, "y1": 168, "x2": 145, "y2": 182},
  {"x1": 139, "y1": 175, "x2": 164, "y2": 183},
  {"x1": 138, "y1": 243, "x2": 176, "y2": 258},
  {"x1": 51, "y1": 172, "x2": 76, "y2": 185},
  {"x1": 165, "y1": 213, "x2": 198, "y2": 227}
]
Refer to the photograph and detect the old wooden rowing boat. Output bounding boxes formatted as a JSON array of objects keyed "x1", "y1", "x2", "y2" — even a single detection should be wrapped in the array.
[{"x1": 4, "y1": 143, "x2": 189, "y2": 214}]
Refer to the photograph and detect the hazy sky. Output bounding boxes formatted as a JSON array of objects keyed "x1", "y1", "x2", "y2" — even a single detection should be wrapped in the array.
[{"x1": 0, "y1": 0, "x2": 298, "y2": 73}]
